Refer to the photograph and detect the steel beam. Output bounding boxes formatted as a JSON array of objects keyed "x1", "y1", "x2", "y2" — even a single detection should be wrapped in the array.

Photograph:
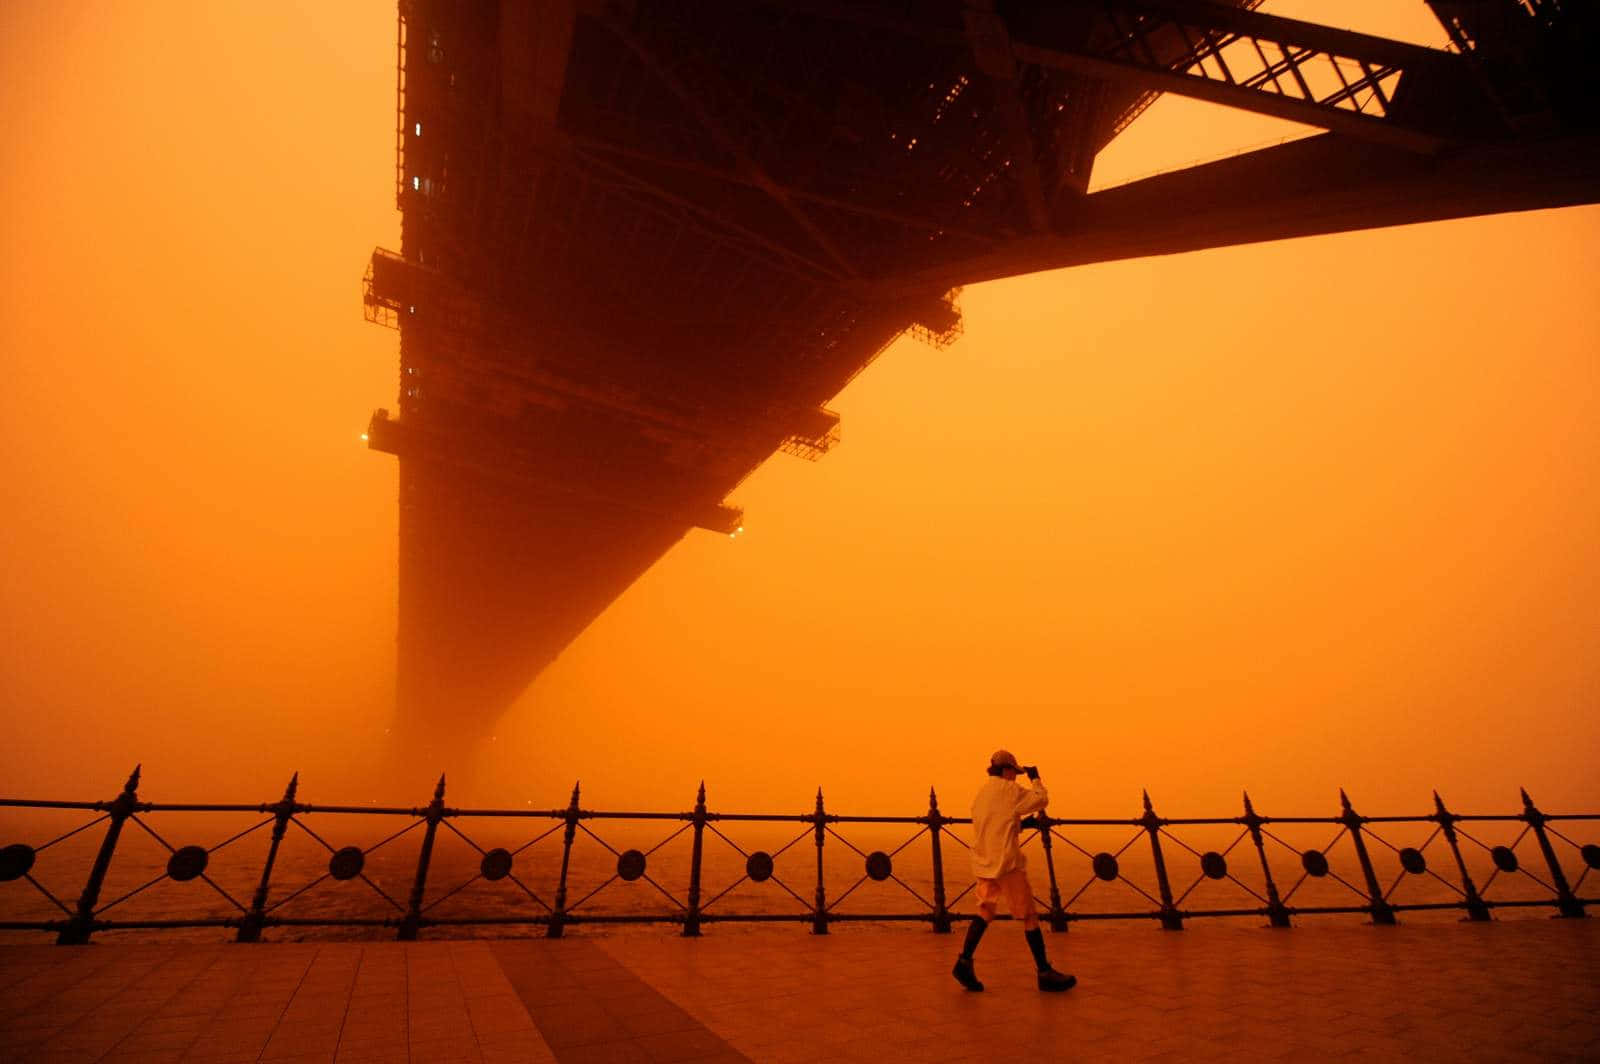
[
  {"x1": 1001, "y1": 0, "x2": 1472, "y2": 152},
  {"x1": 867, "y1": 129, "x2": 1600, "y2": 296}
]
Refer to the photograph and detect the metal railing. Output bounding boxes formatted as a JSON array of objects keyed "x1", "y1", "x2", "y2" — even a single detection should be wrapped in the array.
[{"x1": 1, "y1": 768, "x2": 1594, "y2": 944}]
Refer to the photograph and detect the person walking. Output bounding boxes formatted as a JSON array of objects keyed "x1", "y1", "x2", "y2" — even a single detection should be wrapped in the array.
[{"x1": 952, "y1": 749, "x2": 1076, "y2": 992}]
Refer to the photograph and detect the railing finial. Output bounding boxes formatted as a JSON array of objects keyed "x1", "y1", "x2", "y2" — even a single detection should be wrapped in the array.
[
  {"x1": 434, "y1": 774, "x2": 447, "y2": 801},
  {"x1": 1141, "y1": 789, "x2": 1154, "y2": 815},
  {"x1": 697, "y1": 780, "x2": 706, "y2": 804},
  {"x1": 1242, "y1": 790, "x2": 1256, "y2": 816},
  {"x1": 125, "y1": 764, "x2": 142, "y2": 793},
  {"x1": 1339, "y1": 788, "x2": 1354, "y2": 814},
  {"x1": 1520, "y1": 786, "x2": 1535, "y2": 811}
]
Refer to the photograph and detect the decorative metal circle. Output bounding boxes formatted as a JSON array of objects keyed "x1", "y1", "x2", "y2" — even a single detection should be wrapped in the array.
[
  {"x1": 166, "y1": 845, "x2": 209, "y2": 882},
  {"x1": 0, "y1": 844, "x2": 36, "y2": 882},
  {"x1": 1301, "y1": 850, "x2": 1330, "y2": 878},
  {"x1": 481, "y1": 848, "x2": 513, "y2": 882},
  {"x1": 1398, "y1": 847, "x2": 1427, "y2": 875},
  {"x1": 865, "y1": 851, "x2": 893, "y2": 882},
  {"x1": 1200, "y1": 852, "x2": 1228, "y2": 880},
  {"x1": 1092, "y1": 852, "x2": 1119, "y2": 881},
  {"x1": 617, "y1": 849, "x2": 647, "y2": 882},
  {"x1": 746, "y1": 851, "x2": 774, "y2": 883},
  {"x1": 1490, "y1": 845, "x2": 1519, "y2": 873},
  {"x1": 1582, "y1": 843, "x2": 1600, "y2": 870},
  {"x1": 329, "y1": 846, "x2": 365, "y2": 881}
]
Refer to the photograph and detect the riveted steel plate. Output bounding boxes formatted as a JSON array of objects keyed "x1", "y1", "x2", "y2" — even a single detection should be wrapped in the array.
[
  {"x1": 1092, "y1": 852, "x2": 1119, "y2": 881},
  {"x1": 329, "y1": 846, "x2": 365, "y2": 881},
  {"x1": 865, "y1": 851, "x2": 892, "y2": 881},
  {"x1": 166, "y1": 845, "x2": 209, "y2": 882},
  {"x1": 617, "y1": 849, "x2": 647, "y2": 881},
  {"x1": 1200, "y1": 851, "x2": 1227, "y2": 880},
  {"x1": 481, "y1": 847, "x2": 513, "y2": 881},
  {"x1": 1301, "y1": 849, "x2": 1329, "y2": 877},
  {"x1": 0, "y1": 844, "x2": 36, "y2": 882},
  {"x1": 1398, "y1": 847, "x2": 1427, "y2": 875},
  {"x1": 746, "y1": 851, "x2": 774, "y2": 882}
]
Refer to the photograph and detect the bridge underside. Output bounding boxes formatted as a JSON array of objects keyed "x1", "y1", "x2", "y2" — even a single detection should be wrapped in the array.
[{"x1": 365, "y1": 0, "x2": 1599, "y2": 757}]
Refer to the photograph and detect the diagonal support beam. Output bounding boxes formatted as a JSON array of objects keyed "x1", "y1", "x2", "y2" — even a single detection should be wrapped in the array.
[
  {"x1": 1001, "y1": 0, "x2": 1479, "y2": 153},
  {"x1": 596, "y1": 16, "x2": 862, "y2": 278},
  {"x1": 866, "y1": 129, "x2": 1600, "y2": 297}
]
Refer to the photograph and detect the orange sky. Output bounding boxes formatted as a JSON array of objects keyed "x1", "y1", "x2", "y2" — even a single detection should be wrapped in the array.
[{"x1": 1, "y1": 2, "x2": 1595, "y2": 819}]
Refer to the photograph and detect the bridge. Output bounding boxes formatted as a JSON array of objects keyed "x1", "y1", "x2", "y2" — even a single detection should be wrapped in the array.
[{"x1": 358, "y1": 1, "x2": 1599, "y2": 752}]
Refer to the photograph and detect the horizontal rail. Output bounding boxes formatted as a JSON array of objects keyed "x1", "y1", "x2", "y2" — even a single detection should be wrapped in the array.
[{"x1": 3, "y1": 769, "x2": 1594, "y2": 944}]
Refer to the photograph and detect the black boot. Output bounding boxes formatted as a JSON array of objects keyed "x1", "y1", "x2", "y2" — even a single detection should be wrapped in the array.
[
  {"x1": 1026, "y1": 927, "x2": 1077, "y2": 992},
  {"x1": 952, "y1": 918, "x2": 987, "y2": 991}
]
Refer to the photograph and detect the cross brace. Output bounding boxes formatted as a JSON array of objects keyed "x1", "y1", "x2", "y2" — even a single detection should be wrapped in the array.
[{"x1": 999, "y1": 0, "x2": 1480, "y2": 152}]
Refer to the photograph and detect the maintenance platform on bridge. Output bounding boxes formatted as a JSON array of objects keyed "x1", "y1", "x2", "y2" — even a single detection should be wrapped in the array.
[{"x1": 2, "y1": 919, "x2": 1595, "y2": 1062}]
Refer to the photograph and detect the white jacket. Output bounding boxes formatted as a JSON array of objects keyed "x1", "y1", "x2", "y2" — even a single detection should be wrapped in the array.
[{"x1": 970, "y1": 775, "x2": 1049, "y2": 879}]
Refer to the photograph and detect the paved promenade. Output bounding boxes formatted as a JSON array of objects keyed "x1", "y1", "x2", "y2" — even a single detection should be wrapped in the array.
[{"x1": 1, "y1": 919, "x2": 1595, "y2": 1062}]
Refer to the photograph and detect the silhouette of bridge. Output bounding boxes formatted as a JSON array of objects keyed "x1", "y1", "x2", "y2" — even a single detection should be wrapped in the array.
[{"x1": 358, "y1": 1, "x2": 1599, "y2": 750}]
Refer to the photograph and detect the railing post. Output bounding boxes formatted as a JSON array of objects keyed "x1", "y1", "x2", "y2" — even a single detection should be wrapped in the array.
[
  {"x1": 238, "y1": 772, "x2": 299, "y2": 943},
  {"x1": 683, "y1": 781, "x2": 707, "y2": 937},
  {"x1": 398, "y1": 774, "x2": 447, "y2": 940},
  {"x1": 1141, "y1": 791, "x2": 1183, "y2": 931},
  {"x1": 1036, "y1": 809, "x2": 1067, "y2": 933},
  {"x1": 1340, "y1": 789, "x2": 1396, "y2": 925},
  {"x1": 1521, "y1": 788, "x2": 1585, "y2": 918},
  {"x1": 1243, "y1": 792, "x2": 1290, "y2": 928},
  {"x1": 811, "y1": 788, "x2": 828, "y2": 935},
  {"x1": 58, "y1": 765, "x2": 142, "y2": 945},
  {"x1": 548, "y1": 781, "x2": 580, "y2": 939},
  {"x1": 1433, "y1": 791, "x2": 1490, "y2": 922},
  {"x1": 928, "y1": 787, "x2": 951, "y2": 933}
]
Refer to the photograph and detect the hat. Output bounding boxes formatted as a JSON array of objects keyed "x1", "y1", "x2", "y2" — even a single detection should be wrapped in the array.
[{"x1": 989, "y1": 749, "x2": 1022, "y2": 773}]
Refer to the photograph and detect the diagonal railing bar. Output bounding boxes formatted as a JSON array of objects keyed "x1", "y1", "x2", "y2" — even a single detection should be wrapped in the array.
[
  {"x1": 645, "y1": 822, "x2": 692, "y2": 857},
  {"x1": 571, "y1": 822, "x2": 687, "y2": 912},
  {"x1": 888, "y1": 827, "x2": 929, "y2": 859},
  {"x1": 92, "y1": 870, "x2": 171, "y2": 917},
  {"x1": 822, "y1": 825, "x2": 868, "y2": 859},
  {"x1": 440, "y1": 820, "x2": 485, "y2": 854},
  {"x1": 1457, "y1": 824, "x2": 1555, "y2": 895},
  {"x1": 273, "y1": 819, "x2": 408, "y2": 915},
  {"x1": 363, "y1": 818, "x2": 425, "y2": 856},
  {"x1": 697, "y1": 822, "x2": 819, "y2": 915},
  {"x1": 207, "y1": 817, "x2": 274, "y2": 854},
  {"x1": 422, "y1": 873, "x2": 482, "y2": 913},
  {"x1": 577, "y1": 822, "x2": 619, "y2": 856},
  {"x1": 35, "y1": 815, "x2": 109, "y2": 854},
  {"x1": 289, "y1": 818, "x2": 340, "y2": 854},
  {"x1": 1272, "y1": 825, "x2": 1368, "y2": 904},
  {"x1": 125, "y1": 812, "x2": 253, "y2": 914},
  {"x1": 356, "y1": 874, "x2": 406, "y2": 913},
  {"x1": 506, "y1": 874, "x2": 553, "y2": 912},
  {"x1": 1173, "y1": 828, "x2": 1261, "y2": 906},
  {"x1": 197, "y1": 875, "x2": 247, "y2": 913},
  {"x1": 22, "y1": 874, "x2": 73, "y2": 916},
  {"x1": 948, "y1": 880, "x2": 977, "y2": 907},
  {"x1": 509, "y1": 822, "x2": 564, "y2": 858},
  {"x1": 265, "y1": 872, "x2": 333, "y2": 914},
  {"x1": 130, "y1": 816, "x2": 176, "y2": 854},
  {"x1": 939, "y1": 826, "x2": 972, "y2": 850},
  {"x1": 822, "y1": 824, "x2": 933, "y2": 912}
]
